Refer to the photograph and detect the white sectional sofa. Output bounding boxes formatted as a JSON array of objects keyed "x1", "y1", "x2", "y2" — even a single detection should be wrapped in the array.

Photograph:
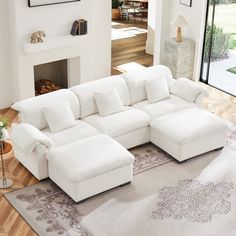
[{"x1": 11, "y1": 65, "x2": 228, "y2": 202}]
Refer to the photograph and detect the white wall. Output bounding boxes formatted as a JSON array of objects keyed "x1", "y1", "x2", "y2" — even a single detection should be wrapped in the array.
[
  {"x1": 146, "y1": 0, "x2": 157, "y2": 55},
  {"x1": 0, "y1": 1, "x2": 12, "y2": 109},
  {"x1": 154, "y1": 0, "x2": 171, "y2": 65},
  {"x1": 154, "y1": 0, "x2": 207, "y2": 81},
  {"x1": 13, "y1": 0, "x2": 92, "y2": 43},
  {"x1": 0, "y1": 0, "x2": 111, "y2": 108},
  {"x1": 88, "y1": 1, "x2": 111, "y2": 79}
]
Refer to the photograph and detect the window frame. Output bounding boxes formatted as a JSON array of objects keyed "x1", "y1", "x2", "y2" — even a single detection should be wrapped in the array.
[{"x1": 199, "y1": 0, "x2": 236, "y2": 97}]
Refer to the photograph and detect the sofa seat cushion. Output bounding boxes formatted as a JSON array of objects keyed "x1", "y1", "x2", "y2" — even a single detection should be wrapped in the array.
[
  {"x1": 83, "y1": 107, "x2": 151, "y2": 138},
  {"x1": 132, "y1": 95, "x2": 196, "y2": 119},
  {"x1": 42, "y1": 120, "x2": 99, "y2": 147},
  {"x1": 151, "y1": 107, "x2": 228, "y2": 145},
  {"x1": 150, "y1": 107, "x2": 228, "y2": 161},
  {"x1": 46, "y1": 135, "x2": 135, "y2": 182}
]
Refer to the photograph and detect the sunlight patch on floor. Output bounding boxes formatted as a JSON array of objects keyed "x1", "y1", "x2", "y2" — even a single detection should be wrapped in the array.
[
  {"x1": 114, "y1": 62, "x2": 146, "y2": 73},
  {"x1": 112, "y1": 27, "x2": 147, "y2": 40},
  {"x1": 111, "y1": 21, "x2": 124, "y2": 26}
]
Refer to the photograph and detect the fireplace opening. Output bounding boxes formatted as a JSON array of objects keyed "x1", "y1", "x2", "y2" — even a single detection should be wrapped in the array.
[{"x1": 34, "y1": 59, "x2": 68, "y2": 96}]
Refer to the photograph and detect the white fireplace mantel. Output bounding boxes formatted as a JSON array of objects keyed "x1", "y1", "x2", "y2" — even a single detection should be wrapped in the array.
[
  {"x1": 17, "y1": 41, "x2": 90, "y2": 100},
  {"x1": 23, "y1": 34, "x2": 89, "y2": 54}
]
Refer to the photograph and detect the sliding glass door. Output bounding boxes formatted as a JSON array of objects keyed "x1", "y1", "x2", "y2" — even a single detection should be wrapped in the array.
[{"x1": 201, "y1": 0, "x2": 236, "y2": 96}]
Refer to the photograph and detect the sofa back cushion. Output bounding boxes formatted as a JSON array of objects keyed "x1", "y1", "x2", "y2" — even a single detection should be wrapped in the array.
[
  {"x1": 121, "y1": 65, "x2": 175, "y2": 105},
  {"x1": 70, "y1": 75, "x2": 130, "y2": 118},
  {"x1": 12, "y1": 89, "x2": 80, "y2": 130}
]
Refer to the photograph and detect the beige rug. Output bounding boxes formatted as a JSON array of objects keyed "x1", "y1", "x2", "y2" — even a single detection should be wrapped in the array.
[{"x1": 5, "y1": 125, "x2": 236, "y2": 236}]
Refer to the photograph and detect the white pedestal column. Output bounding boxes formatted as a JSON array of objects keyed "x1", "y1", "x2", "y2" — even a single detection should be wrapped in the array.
[{"x1": 162, "y1": 38, "x2": 195, "y2": 79}]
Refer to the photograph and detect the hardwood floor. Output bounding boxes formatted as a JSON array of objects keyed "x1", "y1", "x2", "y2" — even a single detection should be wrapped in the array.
[
  {"x1": 202, "y1": 84, "x2": 236, "y2": 124},
  {"x1": 111, "y1": 20, "x2": 153, "y2": 75},
  {"x1": 0, "y1": 109, "x2": 38, "y2": 236},
  {"x1": 0, "y1": 20, "x2": 236, "y2": 236}
]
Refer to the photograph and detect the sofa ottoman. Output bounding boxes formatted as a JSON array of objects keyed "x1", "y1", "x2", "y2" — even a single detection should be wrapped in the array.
[
  {"x1": 46, "y1": 135, "x2": 135, "y2": 202},
  {"x1": 150, "y1": 107, "x2": 228, "y2": 162}
]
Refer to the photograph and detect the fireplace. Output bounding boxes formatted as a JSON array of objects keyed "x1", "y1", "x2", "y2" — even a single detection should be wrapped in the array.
[{"x1": 34, "y1": 59, "x2": 68, "y2": 96}]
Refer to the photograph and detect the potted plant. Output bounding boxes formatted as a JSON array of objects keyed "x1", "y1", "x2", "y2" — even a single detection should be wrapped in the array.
[
  {"x1": 0, "y1": 117, "x2": 9, "y2": 142},
  {"x1": 112, "y1": 0, "x2": 123, "y2": 20}
]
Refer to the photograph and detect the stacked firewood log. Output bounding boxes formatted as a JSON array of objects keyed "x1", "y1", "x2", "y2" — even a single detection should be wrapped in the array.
[{"x1": 35, "y1": 79, "x2": 61, "y2": 95}]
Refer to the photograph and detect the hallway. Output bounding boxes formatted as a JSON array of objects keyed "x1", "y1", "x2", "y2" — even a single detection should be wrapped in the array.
[{"x1": 111, "y1": 20, "x2": 153, "y2": 75}]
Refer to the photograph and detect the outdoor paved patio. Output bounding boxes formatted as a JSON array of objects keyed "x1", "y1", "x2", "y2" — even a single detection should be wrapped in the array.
[{"x1": 203, "y1": 50, "x2": 236, "y2": 96}]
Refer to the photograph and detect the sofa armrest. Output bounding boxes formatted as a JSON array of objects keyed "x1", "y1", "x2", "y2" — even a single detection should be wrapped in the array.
[
  {"x1": 194, "y1": 91, "x2": 209, "y2": 106},
  {"x1": 11, "y1": 123, "x2": 54, "y2": 157},
  {"x1": 170, "y1": 78, "x2": 208, "y2": 105}
]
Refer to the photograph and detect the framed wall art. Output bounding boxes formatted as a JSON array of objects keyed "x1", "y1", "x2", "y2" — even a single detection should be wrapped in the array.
[
  {"x1": 180, "y1": 0, "x2": 192, "y2": 7},
  {"x1": 28, "y1": 0, "x2": 80, "y2": 7}
]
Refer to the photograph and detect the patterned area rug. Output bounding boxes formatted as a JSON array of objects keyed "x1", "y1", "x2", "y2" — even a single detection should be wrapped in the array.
[
  {"x1": 152, "y1": 179, "x2": 233, "y2": 223},
  {"x1": 130, "y1": 143, "x2": 173, "y2": 174},
  {"x1": 5, "y1": 143, "x2": 172, "y2": 236},
  {"x1": 5, "y1": 128, "x2": 236, "y2": 236}
]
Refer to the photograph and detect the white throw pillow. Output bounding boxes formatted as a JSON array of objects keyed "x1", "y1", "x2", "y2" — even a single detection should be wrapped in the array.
[
  {"x1": 43, "y1": 102, "x2": 76, "y2": 133},
  {"x1": 145, "y1": 77, "x2": 170, "y2": 103},
  {"x1": 170, "y1": 78, "x2": 202, "y2": 103},
  {"x1": 94, "y1": 88, "x2": 124, "y2": 116}
]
